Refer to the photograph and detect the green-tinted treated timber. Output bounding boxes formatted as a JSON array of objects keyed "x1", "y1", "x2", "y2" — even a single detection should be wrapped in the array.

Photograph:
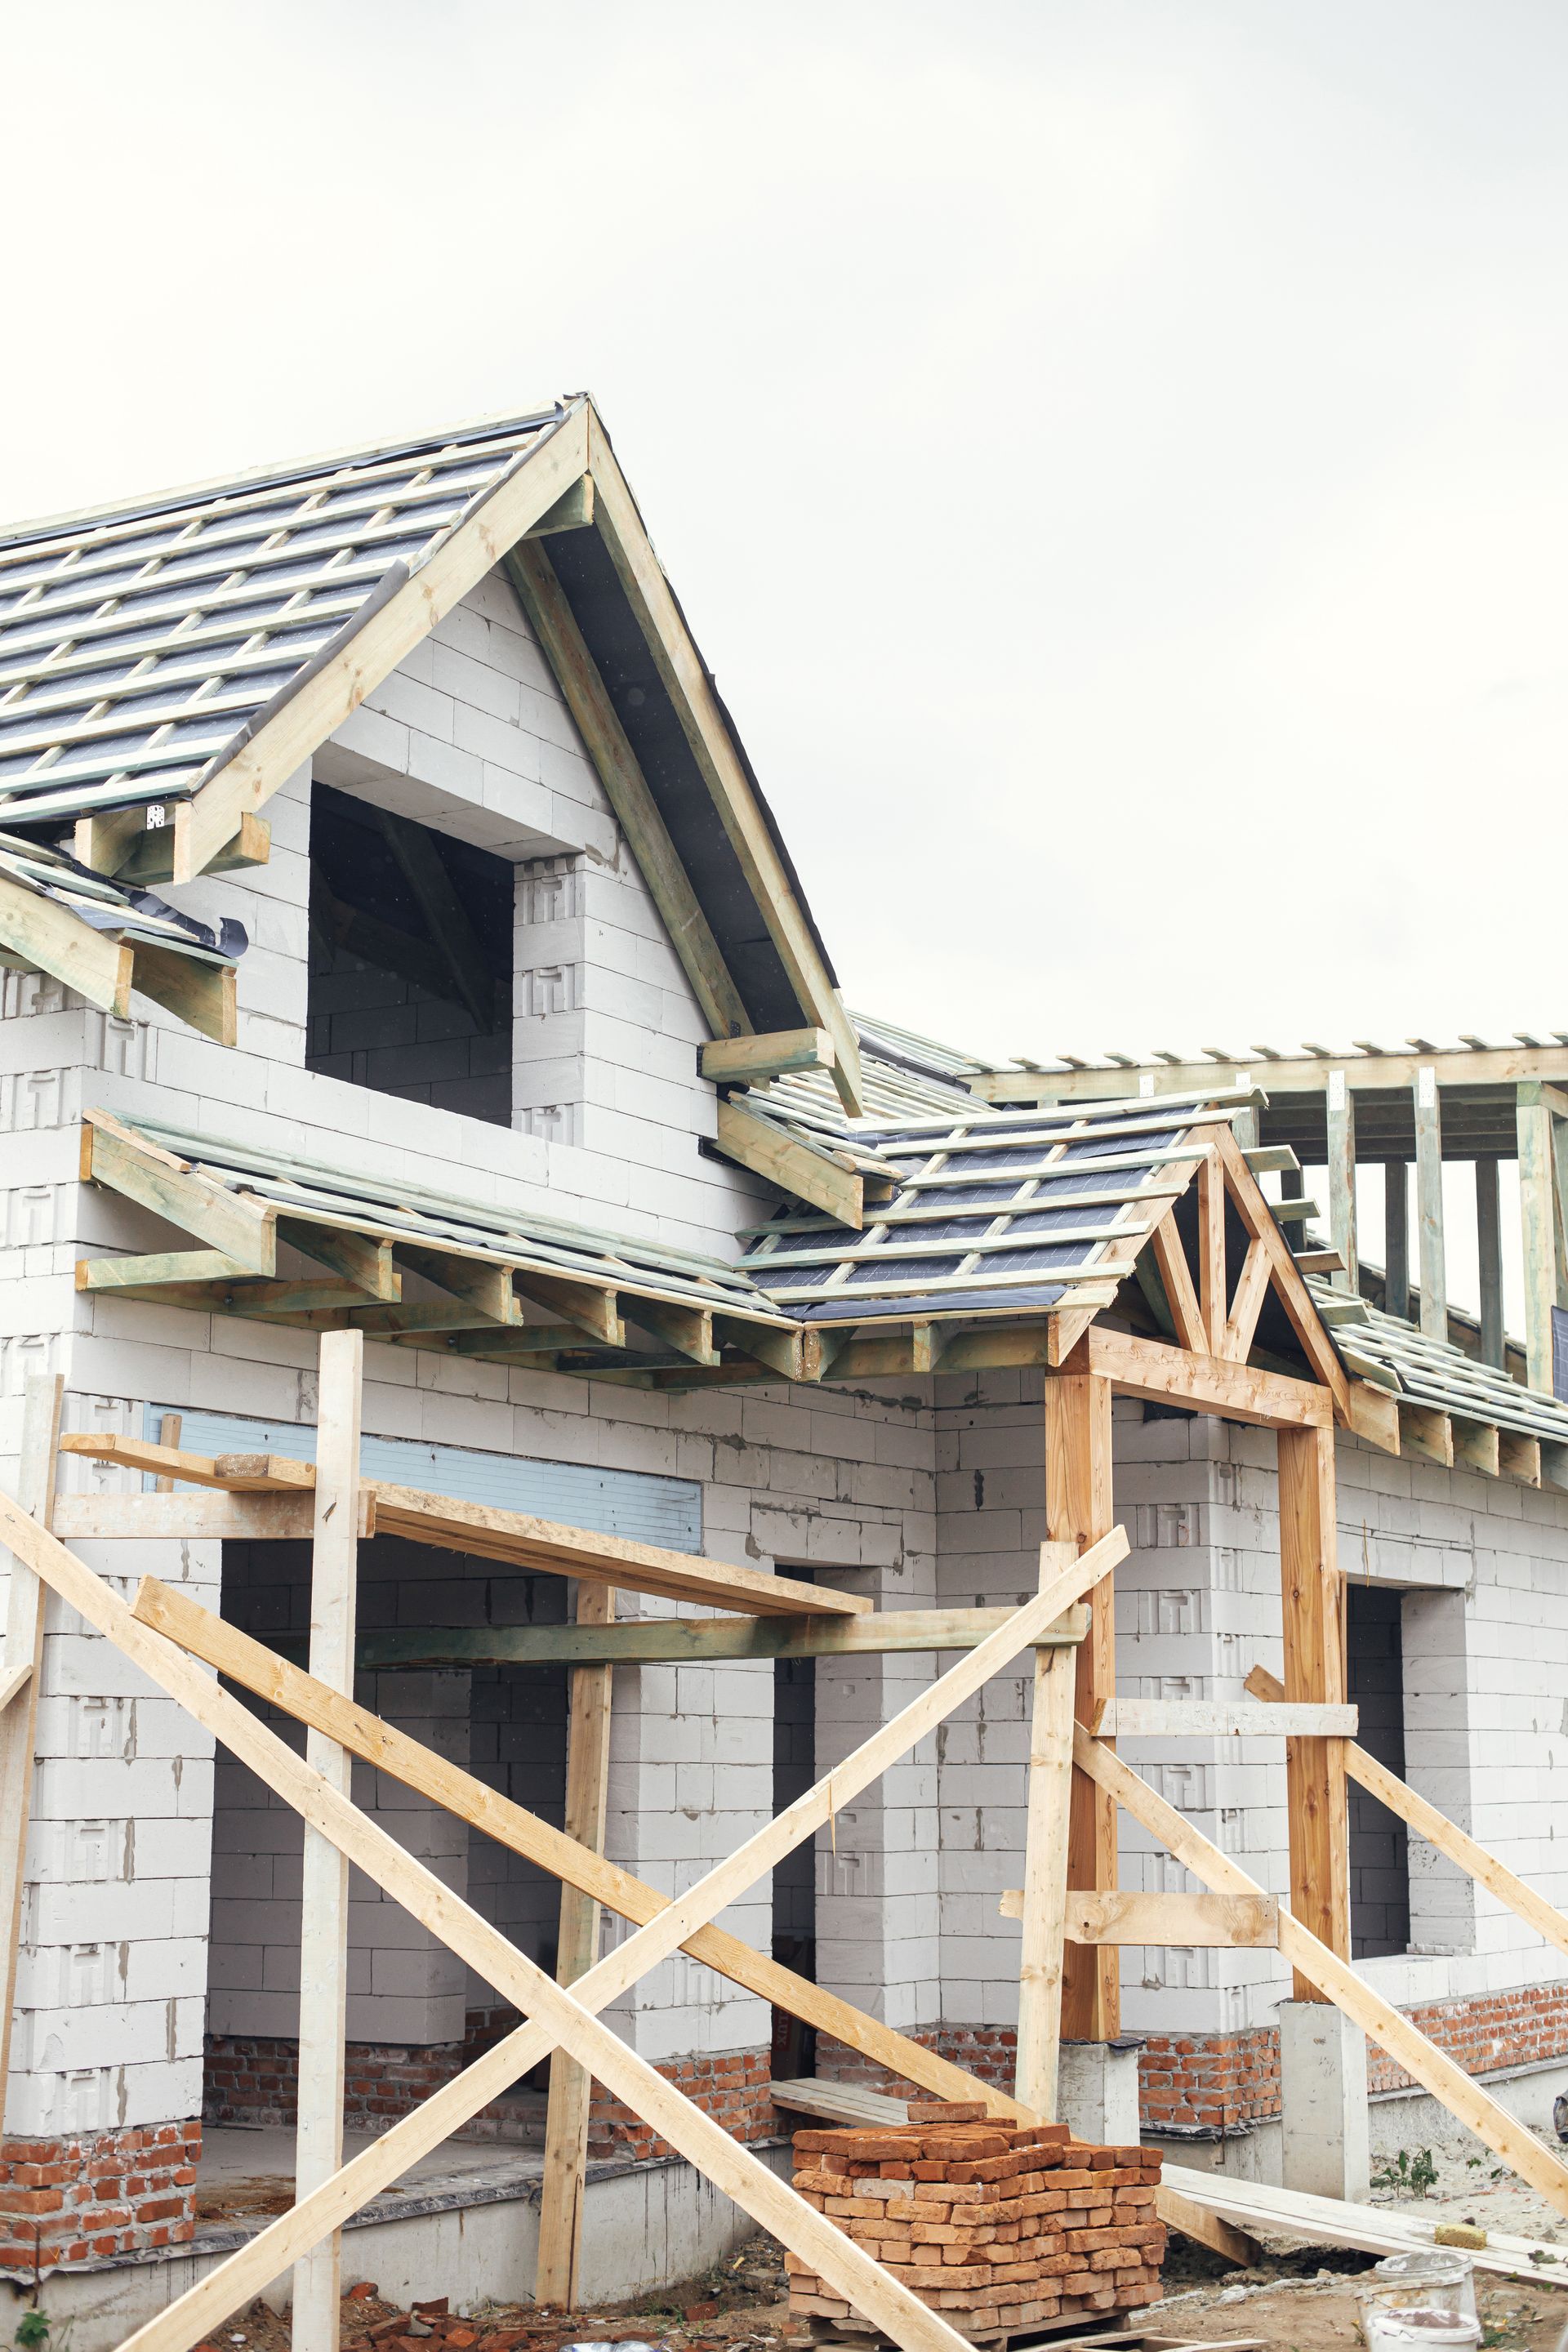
[
  {"x1": 78, "y1": 1249, "x2": 257, "y2": 1293},
  {"x1": 701, "y1": 1030, "x2": 835, "y2": 1085},
  {"x1": 277, "y1": 1603, "x2": 1092, "y2": 1671},
  {"x1": 279, "y1": 1220, "x2": 401, "y2": 1302},
  {"x1": 1414, "y1": 1068, "x2": 1447, "y2": 1341},
  {"x1": 130, "y1": 942, "x2": 236, "y2": 1045},
  {"x1": 1477, "y1": 1159, "x2": 1505, "y2": 1370},
  {"x1": 1325, "y1": 1071, "x2": 1356, "y2": 1291},
  {"x1": 712, "y1": 1316, "x2": 806, "y2": 1380},
  {"x1": 714, "y1": 1097, "x2": 865, "y2": 1228},
  {"x1": 0, "y1": 866, "x2": 135, "y2": 1016},
  {"x1": 1517, "y1": 1085, "x2": 1557, "y2": 1394},
  {"x1": 505, "y1": 541, "x2": 747, "y2": 1043},
  {"x1": 1384, "y1": 1160, "x2": 1410, "y2": 1322},
  {"x1": 84, "y1": 1116, "x2": 277, "y2": 1274},
  {"x1": 525, "y1": 477, "x2": 595, "y2": 536},
  {"x1": 111, "y1": 810, "x2": 271, "y2": 886},
  {"x1": 626, "y1": 1299, "x2": 718, "y2": 1365}
]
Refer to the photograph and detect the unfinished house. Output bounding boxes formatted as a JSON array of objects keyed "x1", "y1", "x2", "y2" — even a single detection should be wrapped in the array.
[{"x1": 7, "y1": 396, "x2": 1568, "y2": 2352}]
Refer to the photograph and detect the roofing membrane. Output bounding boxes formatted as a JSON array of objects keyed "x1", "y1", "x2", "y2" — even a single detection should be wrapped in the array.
[
  {"x1": 0, "y1": 407, "x2": 572, "y2": 831},
  {"x1": 0, "y1": 830, "x2": 243, "y2": 964}
]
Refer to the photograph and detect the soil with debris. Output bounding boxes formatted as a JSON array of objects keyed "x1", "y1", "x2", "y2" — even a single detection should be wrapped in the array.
[{"x1": 1153, "y1": 2264, "x2": 1567, "y2": 2352}]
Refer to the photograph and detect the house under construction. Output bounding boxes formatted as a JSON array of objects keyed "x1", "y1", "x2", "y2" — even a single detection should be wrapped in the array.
[{"x1": 6, "y1": 396, "x2": 1568, "y2": 2351}]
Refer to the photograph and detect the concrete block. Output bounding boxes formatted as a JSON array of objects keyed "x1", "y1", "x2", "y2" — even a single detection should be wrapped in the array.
[{"x1": 1280, "y1": 1998, "x2": 1370, "y2": 2198}]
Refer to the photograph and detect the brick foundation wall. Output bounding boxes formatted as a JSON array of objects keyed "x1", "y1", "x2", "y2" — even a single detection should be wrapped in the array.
[
  {"x1": 1365, "y1": 1984, "x2": 1568, "y2": 2096},
  {"x1": 588, "y1": 2048, "x2": 776, "y2": 2161},
  {"x1": 0, "y1": 2123, "x2": 201, "y2": 2272},
  {"x1": 817, "y1": 2026, "x2": 1019, "y2": 2100}
]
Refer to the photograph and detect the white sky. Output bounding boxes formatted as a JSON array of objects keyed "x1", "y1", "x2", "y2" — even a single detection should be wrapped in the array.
[{"x1": 3, "y1": 0, "x2": 1565, "y2": 1087}]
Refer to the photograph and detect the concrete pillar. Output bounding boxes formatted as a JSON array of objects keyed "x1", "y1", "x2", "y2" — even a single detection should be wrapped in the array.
[
  {"x1": 1057, "y1": 2041, "x2": 1142, "y2": 2145},
  {"x1": 1280, "y1": 2000, "x2": 1370, "y2": 2198}
]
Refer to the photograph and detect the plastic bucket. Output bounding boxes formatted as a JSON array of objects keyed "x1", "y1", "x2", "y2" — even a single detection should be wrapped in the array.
[
  {"x1": 1359, "y1": 2302, "x2": 1482, "y2": 2352},
  {"x1": 1369, "y1": 2251, "x2": 1479, "y2": 2323}
]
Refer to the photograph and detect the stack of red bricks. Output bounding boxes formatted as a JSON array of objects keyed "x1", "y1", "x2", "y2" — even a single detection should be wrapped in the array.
[{"x1": 784, "y1": 2103, "x2": 1165, "y2": 2345}]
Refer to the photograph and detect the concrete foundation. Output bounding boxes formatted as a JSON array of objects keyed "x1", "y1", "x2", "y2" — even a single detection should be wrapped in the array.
[
  {"x1": 1280, "y1": 1999, "x2": 1371, "y2": 2199},
  {"x1": 1056, "y1": 2041, "x2": 1143, "y2": 2146}
]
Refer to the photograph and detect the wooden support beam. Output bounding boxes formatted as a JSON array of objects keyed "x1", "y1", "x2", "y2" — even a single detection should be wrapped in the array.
[
  {"x1": 701, "y1": 1030, "x2": 835, "y2": 1085},
  {"x1": 712, "y1": 1315, "x2": 807, "y2": 1382},
  {"x1": 625, "y1": 1299, "x2": 718, "y2": 1365},
  {"x1": 78, "y1": 1248, "x2": 261, "y2": 1294},
  {"x1": 1398, "y1": 1401, "x2": 1453, "y2": 1468},
  {"x1": 1450, "y1": 1416, "x2": 1499, "y2": 1477},
  {"x1": 1067, "y1": 1326, "x2": 1333, "y2": 1429},
  {"x1": 0, "y1": 864, "x2": 135, "y2": 1016},
  {"x1": 82, "y1": 1109, "x2": 277, "y2": 1273},
  {"x1": 1049, "y1": 1372, "x2": 1118, "y2": 2042},
  {"x1": 715, "y1": 1097, "x2": 866, "y2": 1228},
  {"x1": 1220, "y1": 1236, "x2": 1271, "y2": 1362},
  {"x1": 1095, "y1": 1698, "x2": 1356, "y2": 1738},
  {"x1": 1499, "y1": 1430, "x2": 1543, "y2": 1486},
  {"x1": 537, "y1": 1584, "x2": 615, "y2": 2306},
  {"x1": 293, "y1": 1334, "x2": 362, "y2": 2352},
  {"x1": 510, "y1": 1272, "x2": 623, "y2": 1348},
  {"x1": 0, "y1": 1375, "x2": 60, "y2": 2127},
  {"x1": 1517, "y1": 1083, "x2": 1557, "y2": 1394},
  {"x1": 1346, "y1": 1380, "x2": 1401, "y2": 1454},
  {"x1": 105, "y1": 808, "x2": 270, "y2": 887},
  {"x1": 282, "y1": 1222, "x2": 400, "y2": 1303},
  {"x1": 1276, "y1": 1423, "x2": 1349, "y2": 1995},
  {"x1": 130, "y1": 943, "x2": 237, "y2": 1045},
  {"x1": 334, "y1": 1602, "x2": 1089, "y2": 1669},
  {"x1": 1249, "y1": 1662, "x2": 1568, "y2": 1971},
  {"x1": 1477, "y1": 1158, "x2": 1506, "y2": 1370},
  {"x1": 50, "y1": 1492, "x2": 367, "y2": 1543},
  {"x1": 1212, "y1": 1129, "x2": 1352, "y2": 1413},
  {"x1": 1000, "y1": 1889, "x2": 1279, "y2": 1948},
  {"x1": 1383, "y1": 1160, "x2": 1410, "y2": 1322},
  {"x1": 526, "y1": 477, "x2": 595, "y2": 536},
  {"x1": 1013, "y1": 1628, "x2": 1075, "y2": 2118},
  {"x1": 1414, "y1": 1067, "x2": 1447, "y2": 1341},
  {"x1": 1074, "y1": 1728, "x2": 1568, "y2": 2221},
  {"x1": 1149, "y1": 1210, "x2": 1204, "y2": 1352},
  {"x1": 1196, "y1": 1154, "x2": 1226, "y2": 1351},
  {"x1": 1326, "y1": 1071, "x2": 1357, "y2": 1292}
]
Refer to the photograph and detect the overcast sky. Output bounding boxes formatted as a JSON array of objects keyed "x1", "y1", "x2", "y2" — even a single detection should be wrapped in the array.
[{"x1": 3, "y1": 1, "x2": 1566, "y2": 1075}]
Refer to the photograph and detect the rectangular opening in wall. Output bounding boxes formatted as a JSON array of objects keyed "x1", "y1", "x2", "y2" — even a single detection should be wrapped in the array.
[
  {"x1": 306, "y1": 780, "x2": 514, "y2": 1126},
  {"x1": 771, "y1": 1651, "x2": 817, "y2": 2078},
  {"x1": 1347, "y1": 1582, "x2": 1411, "y2": 1958}
]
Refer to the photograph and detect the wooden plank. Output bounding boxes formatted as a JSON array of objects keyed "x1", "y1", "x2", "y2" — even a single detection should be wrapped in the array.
[
  {"x1": 293, "y1": 1334, "x2": 363, "y2": 2351},
  {"x1": 504, "y1": 541, "x2": 748, "y2": 1043},
  {"x1": 108, "y1": 808, "x2": 270, "y2": 887},
  {"x1": 1049, "y1": 1374, "x2": 1118, "y2": 2041},
  {"x1": 702, "y1": 1030, "x2": 835, "y2": 1085},
  {"x1": 1000, "y1": 1890, "x2": 1279, "y2": 1947},
  {"x1": 78, "y1": 1248, "x2": 259, "y2": 1292},
  {"x1": 768, "y1": 2078, "x2": 907, "y2": 2125},
  {"x1": 1098, "y1": 1698, "x2": 1356, "y2": 1738},
  {"x1": 172, "y1": 403, "x2": 594, "y2": 882},
  {"x1": 1383, "y1": 1160, "x2": 1410, "y2": 1322},
  {"x1": 586, "y1": 416, "x2": 864, "y2": 1114},
  {"x1": 283, "y1": 1222, "x2": 400, "y2": 1302},
  {"x1": 526, "y1": 477, "x2": 595, "y2": 536},
  {"x1": 0, "y1": 1663, "x2": 32, "y2": 1717},
  {"x1": 1346, "y1": 1379, "x2": 1401, "y2": 1455},
  {"x1": 1414, "y1": 1067, "x2": 1447, "y2": 1341},
  {"x1": 1247, "y1": 1663, "x2": 1568, "y2": 1971},
  {"x1": 1325, "y1": 1071, "x2": 1357, "y2": 1292},
  {"x1": 626, "y1": 1299, "x2": 718, "y2": 1365},
  {"x1": 348, "y1": 1604, "x2": 1088, "y2": 1668},
  {"x1": 59, "y1": 1432, "x2": 311, "y2": 1490},
  {"x1": 1450, "y1": 1416, "x2": 1499, "y2": 1477},
  {"x1": 134, "y1": 1574, "x2": 1047, "y2": 2135},
  {"x1": 1068, "y1": 1326, "x2": 1333, "y2": 1429},
  {"x1": 1196, "y1": 1154, "x2": 1226, "y2": 1351},
  {"x1": 1155, "y1": 2178, "x2": 1263, "y2": 2269},
  {"x1": 1276, "y1": 1425, "x2": 1349, "y2": 1997},
  {"x1": 51, "y1": 1493, "x2": 344, "y2": 1542},
  {"x1": 1517, "y1": 1085, "x2": 1557, "y2": 1394},
  {"x1": 715, "y1": 1097, "x2": 865, "y2": 1227},
  {"x1": 537, "y1": 1584, "x2": 615, "y2": 2306},
  {"x1": 1, "y1": 1506, "x2": 980, "y2": 2352},
  {"x1": 1477, "y1": 1158, "x2": 1505, "y2": 1369},
  {"x1": 511, "y1": 1272, "x2": 623, "y2": 1348},
  {"x1": 0, "y1": 864, "x2": 135, "y2": 1015},
  {"x1": 1150, "y1": 1210, "x2": 1205, "y2": 1353},
  {"x1": 1211, "y1": 1129, "x2": 1352, "y2": 1413},
  {"x1": 1075, "y1": 1728, "x2": 1568, "y2": 2221},
  {"x1": 52, "y1": 1528, "x2": 1133, "y2": 2352},
  {"x1": 1220, "y1": 1237, "x2": 1271, "y2": 1362},
  {"x1": 1500, "y1": 1429, "x2": 1543, "y2": 1486},
  {"x1": 713, "y1": 1315, "x2": 808, "y2": 1382},
  {"x1": 82, "y1": 1110, "x2": 277, "y2": 1273},
  {"x1": 0, "y1": 1375, "x2": 60, "y2": 2125},
  {"x1": 1398, "y1": 1401, "x2": 1454, "y2": 1468},
  {"x1": 1013, "y1": 1633, "x2": 1074, "y2": 2118},
  {"x1": 129, "y1": 942, "x2": 237, "y2": 1045}
]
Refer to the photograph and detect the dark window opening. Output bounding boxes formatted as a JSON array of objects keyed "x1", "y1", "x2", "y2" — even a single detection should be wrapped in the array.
[
  {"x1": 1347, "y1": 1583, "x2": 1411, "y2": 1958},
  {"x1": 771, "y1": 1651, "x2": 817, "y2": 2079},
  {"x1": 307, "y1": 782, "x2": 513, "y2": 1126}
]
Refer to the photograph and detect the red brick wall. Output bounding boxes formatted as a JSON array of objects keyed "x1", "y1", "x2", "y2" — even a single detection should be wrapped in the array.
[
  {"x1": 0, "y1": 2123, "x2": 201, "y2": 2270},
  {"x1": 1138, "y1": 2028, "x2": 1280, "y2": 2134},
  {"x1": 588, "y1": 2048, "x2": 776, "y2": 2161},
  {"x1": 1365, "y1": 1984, "x2": 1568, "y2": 2096}
]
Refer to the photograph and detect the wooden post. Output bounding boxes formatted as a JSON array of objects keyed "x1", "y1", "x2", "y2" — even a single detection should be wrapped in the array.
[
  {"x1": 1276, "y1": 1423, "x2": 1349, "y2": 1997},
  {"x1": 292, "y1": 1331, "x2": 363, "y2": 2352},
  {"x1": 535, "y1": 1583, "x2": 616, "y2": 2307},
  {"x1": 1477, "y1": 1159, "x2": 1504, "y2": 1370},
  {"x1": 1196, "y1": 1155, "x2": 1226, "y2": 1351},
  {"x1": 1048, "y1": 1372, "x2": 1117, "y2": 2040},
  {"x1": 1517, "y1": 1085, "x2": 1557, "y2": 1394},
  {"x1": 1383, "y1": 1162, "x2": 1410, "y2": 1323},
  {"x1": 1326, "y1": 1072, "x2": 1356, "y2": 1293},
  {"x1": 0, "y1": 1374, "x2": 62, "y2": 2121},
  {"x1": 1414, "y1": 1068, "x2": 1446, "y2": 1341},
  {"x1": 1013, "y1": 1640, "x2": 1075, "y2": 2114}
]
